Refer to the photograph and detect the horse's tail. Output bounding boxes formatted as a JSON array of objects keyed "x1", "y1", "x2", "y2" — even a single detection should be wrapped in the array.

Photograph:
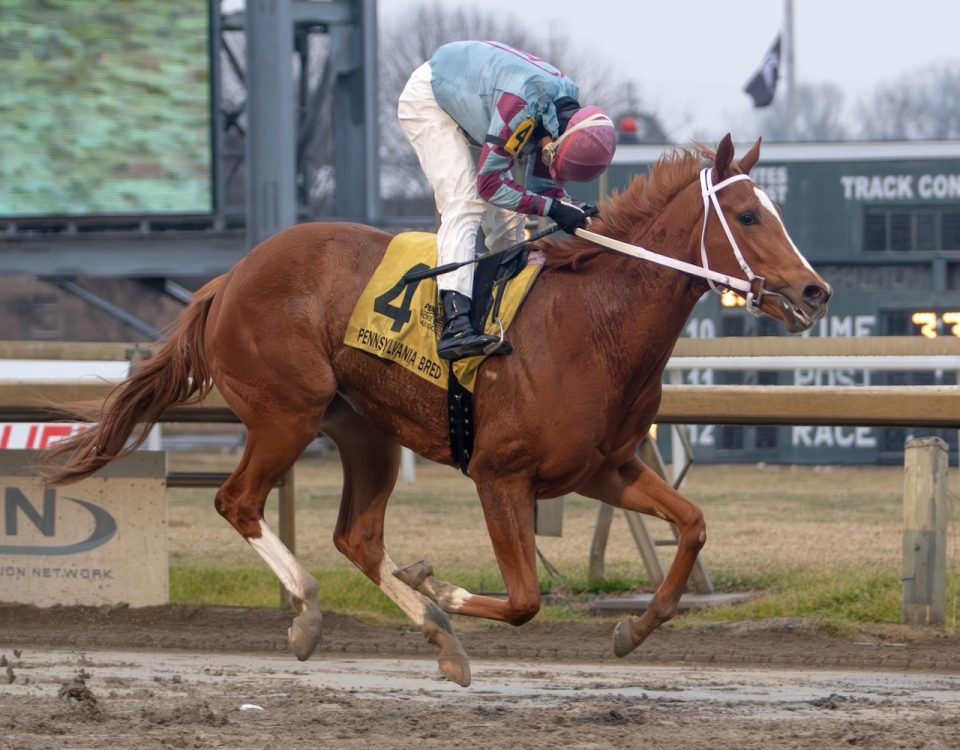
[{"x1": 41, "y1": 276, "x2": 225, "y2": 486}]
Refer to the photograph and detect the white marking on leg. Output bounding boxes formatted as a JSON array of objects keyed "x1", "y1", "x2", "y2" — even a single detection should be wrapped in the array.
[
  {"x1": 440, "y1": 586, "x2": 472, "y2": 612},
  {"x1": 377, "y1": 555, "x2": 431, "y2": 628},
  {"x1": 419, "y1": 580, "x2": 473, "y2": 612},
  {"x1": 754, "y1": 187, "x2": 815, "y2": 271},
  {"x1": 248, "y1": 520, "x2": 319, "y2": 605}
]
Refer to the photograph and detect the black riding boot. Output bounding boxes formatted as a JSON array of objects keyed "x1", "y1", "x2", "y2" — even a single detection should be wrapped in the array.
[{"x1": 437, "y1": 291, "x2": 508, "y2": 361}]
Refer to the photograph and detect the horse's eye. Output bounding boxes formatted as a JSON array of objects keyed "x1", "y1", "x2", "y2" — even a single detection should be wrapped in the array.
[{"x1": 738, "y1": 211, "x2": 758, "y2": 226}]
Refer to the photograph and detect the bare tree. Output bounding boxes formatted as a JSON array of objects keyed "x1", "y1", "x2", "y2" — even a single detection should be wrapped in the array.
[
  {"x1": 747, "y1": 82, "x2": 850, "y2": 142},
  {"x1": 378, "y1": 2, "x2": 651, "y2": 203},
  {"x1": 538, "y1": 30, "x2": 640, "y2": 117},
  {"x1": 857, "y1": 62, "x2": 960, "y2": 140},
  {"x1": 378, "y1": 4, "x2": 537, "y2": 201}
]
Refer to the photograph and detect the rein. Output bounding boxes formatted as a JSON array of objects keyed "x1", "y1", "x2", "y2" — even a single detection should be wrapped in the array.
[{"x1": 575, "y1": 167, "x2": 768, "y2": 314}]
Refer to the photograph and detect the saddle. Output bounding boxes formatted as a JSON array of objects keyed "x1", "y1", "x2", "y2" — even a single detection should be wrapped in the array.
[{"x1": 343, "y1": 231, "x2": 542, "y2": 475}]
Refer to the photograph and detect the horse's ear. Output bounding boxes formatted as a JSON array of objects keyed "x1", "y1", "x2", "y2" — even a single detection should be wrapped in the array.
[
  {"x1": 738, "y1": 137, "x2": 762, "y2": 174},
  {"x1": 714, "y1": 133, "x2": 735, "y2": 180}
]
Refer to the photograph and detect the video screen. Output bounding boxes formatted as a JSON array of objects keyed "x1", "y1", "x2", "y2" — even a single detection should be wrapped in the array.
[{"x1": 0, "y1": 0, "x2": 212, "y2": 217}]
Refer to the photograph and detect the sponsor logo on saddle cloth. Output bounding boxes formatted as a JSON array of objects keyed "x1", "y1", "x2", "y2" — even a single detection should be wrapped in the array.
[{"x1": 344, "y1": 232, "x2": 542, "y2": 391}]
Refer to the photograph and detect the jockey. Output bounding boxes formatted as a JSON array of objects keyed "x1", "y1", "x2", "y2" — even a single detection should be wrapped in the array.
[{"x1": 398, "y1": 40, "x2": 617, "y2": 361}]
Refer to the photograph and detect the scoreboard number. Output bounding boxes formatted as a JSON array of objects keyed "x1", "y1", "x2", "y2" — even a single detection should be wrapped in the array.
[
  {"x1": 943, "y1": 312, "x2": 960, "y2": 337},
  {"x1": 910, "y1": 311, "x2": 960, "y2": 338}
]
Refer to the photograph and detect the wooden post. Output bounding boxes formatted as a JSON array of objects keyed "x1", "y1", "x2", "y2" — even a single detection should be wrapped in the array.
[
  {"x1": 534, "y1": 497, "x2": 564, "y2": 537},
  {"x1": 902, "y1": 437, "x2": 949, "y2": 627},
  {"x1": 278, "y1": 467, "x2": 296, "y2": 608},
  {"x1": 585, "y1": 437, "x2": 714, "y2": 593},
  {"x1": 588, "y1": 504, "x2": 615, "y2": 581},
  {"x1": 401, "y1": 447, "x2": 416, "y2": 483},
  {"x1": 639, "y1": 437, "x2": 714, "y2": 594},
  {"x1": 622, "y1": 510, "x2": 666, "y2": 588}
]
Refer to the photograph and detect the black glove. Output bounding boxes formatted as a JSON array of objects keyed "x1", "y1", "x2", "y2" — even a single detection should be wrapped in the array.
[
  {"x1": 547, "y1": 200, "x2": 589, "y2": 234},
  {"x1": 580, "y1": 203, "x2": 599, "y2": 219}
]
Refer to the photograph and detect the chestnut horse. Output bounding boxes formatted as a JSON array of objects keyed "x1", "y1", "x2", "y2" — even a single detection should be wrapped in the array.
[{"x1": 43, "y1": 135, "x2": 830, "y2": 687}]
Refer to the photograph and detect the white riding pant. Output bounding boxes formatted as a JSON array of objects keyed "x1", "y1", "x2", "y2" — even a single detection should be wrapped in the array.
[{"x1": 398, "y1": 62, "x2": 525, "y2": 298}]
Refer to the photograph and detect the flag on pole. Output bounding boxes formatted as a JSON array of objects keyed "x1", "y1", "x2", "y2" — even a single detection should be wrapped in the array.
[{"x1": 744, "y1": 35, "x2": 782, "y2": 108}]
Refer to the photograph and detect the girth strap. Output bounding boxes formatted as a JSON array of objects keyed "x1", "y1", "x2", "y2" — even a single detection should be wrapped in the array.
[
  {"x1": 447, "y1": 371, "x2": 474, "y2": 475},
  {"x1": 445, "y1": 244, "x2": 529, "y2": 475}
]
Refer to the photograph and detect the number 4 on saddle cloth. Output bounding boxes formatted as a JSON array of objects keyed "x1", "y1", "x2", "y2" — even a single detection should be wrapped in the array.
[
  {"x1": 344, "y1": 231, "x2": 543, "y2": 472},
  {"x1": 345, "y1": 231, "x2": 542, "y2": 391}
]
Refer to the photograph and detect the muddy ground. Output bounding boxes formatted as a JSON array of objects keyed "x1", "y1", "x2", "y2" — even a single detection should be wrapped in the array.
[{"x1": 2, "y1": 605, "x2": 960, "y2": 749}]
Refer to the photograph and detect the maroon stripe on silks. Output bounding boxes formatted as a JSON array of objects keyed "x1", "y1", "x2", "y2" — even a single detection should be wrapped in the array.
[
  {"x1": 518, "y1": 193, "x2": 546, "y2": 214},
  {"x1": 476, "y1": 144, "x2": 513, "y2": 200},
  {"x1": 477, "y1": 145, "x2": 548, "y2": 215},
  {"x1": 476, "y1": 170, "x2": 502, "y2": 202},
  {"x1": 476, "y1": 169, "x2": 546, "y2": 215},
  {"x1": 495, "y1": 93, "x2": 528, "y2": 139},
  {"x1": 483, "y1": 41, "x2": 564, "y2": 78}
]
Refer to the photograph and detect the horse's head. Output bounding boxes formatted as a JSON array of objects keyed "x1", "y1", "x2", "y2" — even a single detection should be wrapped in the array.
[{"x1": 700, "y1": 134, "x2": 831, "y2": 333}]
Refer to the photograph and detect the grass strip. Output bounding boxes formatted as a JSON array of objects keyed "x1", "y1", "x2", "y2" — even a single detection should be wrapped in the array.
[{"x1": 171, "y1": 564, "x2": 959, "y2": 634}]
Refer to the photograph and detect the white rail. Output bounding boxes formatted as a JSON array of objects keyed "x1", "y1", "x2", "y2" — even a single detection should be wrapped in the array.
[{"x1": 667, "y1": 355, "x2": 960, "y2": 372}]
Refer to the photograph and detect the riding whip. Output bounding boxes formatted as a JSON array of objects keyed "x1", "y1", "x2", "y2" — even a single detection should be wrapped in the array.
[{"x1": 401, "y1": 222, "x2": 571, "y2": 284}]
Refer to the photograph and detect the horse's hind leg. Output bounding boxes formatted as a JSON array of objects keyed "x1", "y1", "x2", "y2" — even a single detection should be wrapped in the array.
[
  {"x1": 396, "y1": 476, "x2": 542, "y2": 626},
  {"x1": 321, "y1": 398, "x2": 471, "y2": 687},
  {"x1": 214, "y1": 417, "x2": 325, "y2": 660},
  {"x1": 578, "y1": 455, "x2": 706, "y2": 658}
]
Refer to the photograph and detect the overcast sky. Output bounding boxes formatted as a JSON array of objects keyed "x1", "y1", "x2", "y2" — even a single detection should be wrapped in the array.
[{"x1": 381, "y1": 0, "x2": 959, "y2": 140}]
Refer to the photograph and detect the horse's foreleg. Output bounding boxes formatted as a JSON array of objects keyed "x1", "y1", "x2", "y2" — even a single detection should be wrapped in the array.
[
  {"x1": 322, "y1": 400, "x2": 471, "y2": 687},
  {"x1": 579, "y1": 456, "x2": 706, "y2": 657},
  {"x1": 214, "y1": 420, "x2": 324, "y2": 661}
]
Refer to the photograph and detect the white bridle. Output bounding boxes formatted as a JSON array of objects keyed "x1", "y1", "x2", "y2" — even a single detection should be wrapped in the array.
[
  {"x1": 699, "y1": 168, "x2": 764, "y2": 313},
  {"x1": 576, "y1": 167, "x2": 768, "y2": 313}
]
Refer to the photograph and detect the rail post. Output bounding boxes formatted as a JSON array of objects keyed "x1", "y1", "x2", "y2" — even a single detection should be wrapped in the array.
[
  {"x1": 902, "y1": 437, "x2": 949, "y2": 627},
  {"x1": 588, "y1": 504, "x2": 615, "y2": 582}
]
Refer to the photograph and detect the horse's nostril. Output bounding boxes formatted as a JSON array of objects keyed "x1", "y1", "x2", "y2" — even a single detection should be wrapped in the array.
[{"x1": 803, "y1": 283, "x2": 831, "y2": 306}]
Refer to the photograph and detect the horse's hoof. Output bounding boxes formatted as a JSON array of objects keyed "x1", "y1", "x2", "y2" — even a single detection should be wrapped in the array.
[
  {"x1": 394, "y1": 560, "x2": 434, "y2": 590},
  {"x1": 613, "y1": 616, "x2": 639, "y2": 658},
  {"x1": 438, "y1": 653, "x2": 471, "y2": 687},
  {"x1": 288, "y1": 611, "x2": 323, "y2": 661}
]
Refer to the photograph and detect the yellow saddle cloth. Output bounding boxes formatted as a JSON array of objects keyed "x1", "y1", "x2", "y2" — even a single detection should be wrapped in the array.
[{"x1": 344, "y1": 232, "x2": 542, "y2": 392}]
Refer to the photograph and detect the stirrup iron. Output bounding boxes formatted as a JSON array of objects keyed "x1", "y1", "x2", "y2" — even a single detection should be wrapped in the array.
[{"x1": 482, "y1": 317, "x2": 511, "y2": 355}]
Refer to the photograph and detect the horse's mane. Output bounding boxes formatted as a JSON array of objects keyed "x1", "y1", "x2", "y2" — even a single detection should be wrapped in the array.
[{"x1": 539, "y1": 145, "x2": 714, "y2": 270}]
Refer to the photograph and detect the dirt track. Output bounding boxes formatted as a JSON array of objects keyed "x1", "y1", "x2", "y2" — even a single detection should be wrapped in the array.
[{"x1": 2, "y1": 605, "x2": 960, "y2": 749}]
